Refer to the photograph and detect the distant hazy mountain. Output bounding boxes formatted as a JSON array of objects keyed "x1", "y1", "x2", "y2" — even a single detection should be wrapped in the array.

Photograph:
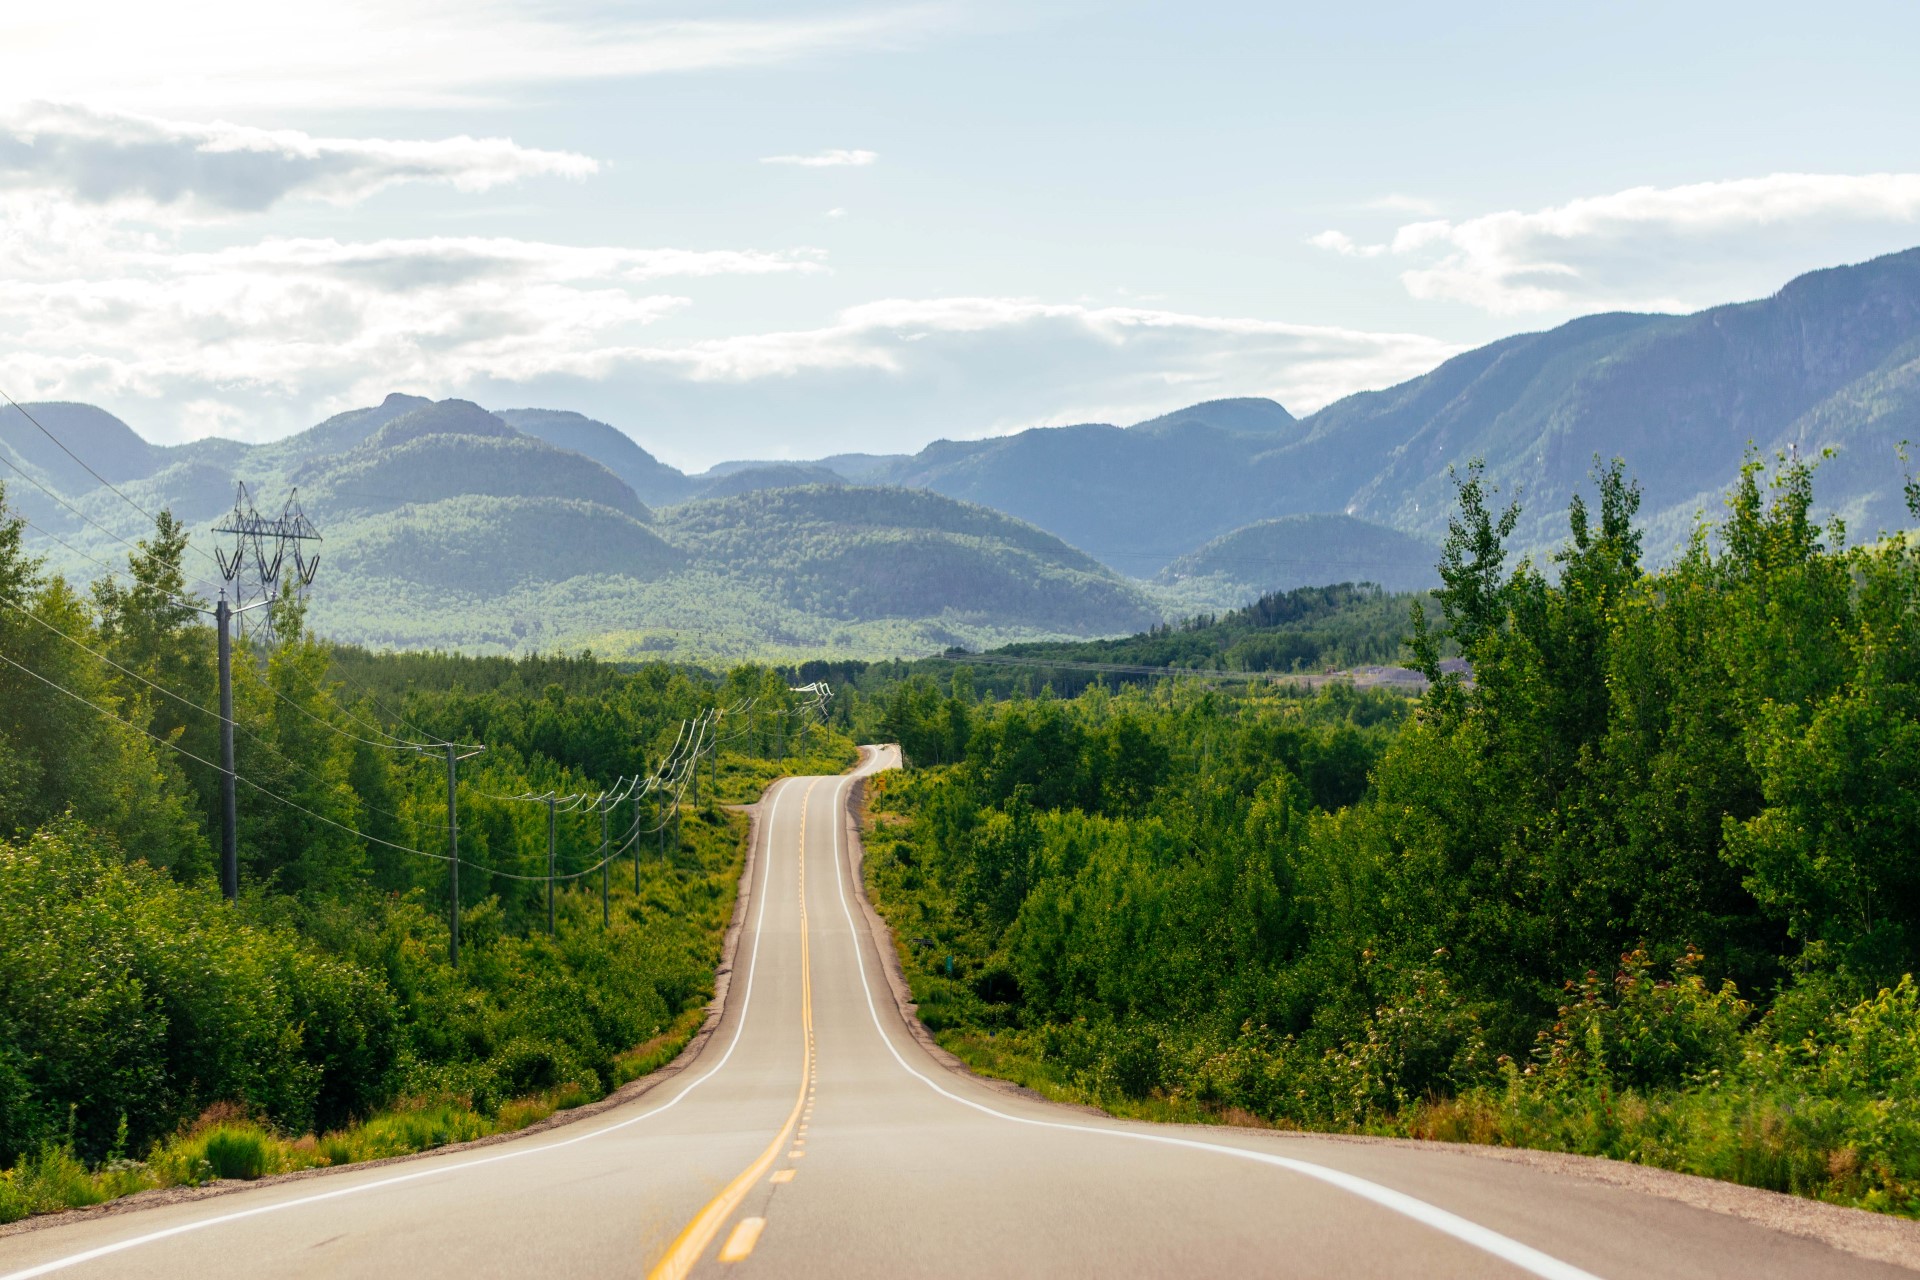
[
  {"x1": 0, "y1": 402, "x2": 156, "y2": 492},
  {"x1": 696, "y1": 464, "x2": 844, "y2": 500},
  {"x1": 658, "y1": 485, "x2": 1158, "y2": 636},
  {"x1": 294, "y1": 402, "x2": 650, "y2": 520},
  {"x1": 5, "y1": 395, "x2": 1160, "y2": 659},
  {"x1": 18, "y1": 245, "x2": 1920, "y2": 658},
  {"x1": 495, "y1": 408, "x2": 698, "y2": 507},
  {"x1": 861, "y1": 248, "x2": 1920, "y2": 570},
  {"x1": 1130, "y1": 396, "x2": 1301, "y2": 439},
  {"x1": 1158, "y1": 514, "x2": 1440, "y2": 597},
  {"x1": 699, "y1": 452, "x2": 907, "y2": 484}
]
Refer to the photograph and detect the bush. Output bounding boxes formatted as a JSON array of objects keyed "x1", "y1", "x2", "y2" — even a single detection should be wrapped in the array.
[
  {"x1": 1530, "y1": 948, "x2": 1751, "y2": 1092},
  {"x1": 0, "y1": 822, "x2": 402, "y2": 1162},
  {"x1": 200, "y1": 1127, "x2": 273, "y2": 1181}
]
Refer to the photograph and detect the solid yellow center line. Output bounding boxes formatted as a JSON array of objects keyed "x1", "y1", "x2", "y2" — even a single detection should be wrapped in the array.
[
  {"x1": 645, "y1": 781, "x2": 819, "y2": 1280},
  {"x1": 717, "y1": 1218, "x2": 766, "y2": 1263}
]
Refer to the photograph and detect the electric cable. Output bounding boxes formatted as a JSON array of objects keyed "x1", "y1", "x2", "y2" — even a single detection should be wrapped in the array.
[
  {"x1": 0, "y1": 447, "x2": 224, "y2": 597},
  {"x1": 0, "y1": 646, "x2": 447, "y2": 862},
  {"x1": 3, "y1": 598, "x2": 419, "y2": 825},
  {"x1": 0, "y1": 390, "x2": 196, "y2": 557}
]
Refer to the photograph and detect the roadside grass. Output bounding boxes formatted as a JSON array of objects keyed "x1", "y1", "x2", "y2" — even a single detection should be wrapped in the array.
[
  {"x1": 860, "y1": 773, "x2": 1920, "y2": 1221},
  {"x1": 922, "y1": 1005, "x2": 1920, "y2": 1219},
  {"x1": 0, "y1": 1000, "x2": 721, "y2": 1226},
  {"x1": 0, "y1": 787, "x2": 757, "y2": 1229},
  {"x1": 711, "y1": 737, "x2": 859, "y2": 807}
]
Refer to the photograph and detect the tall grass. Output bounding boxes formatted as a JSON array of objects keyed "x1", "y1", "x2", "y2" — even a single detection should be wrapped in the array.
[{"x1": 0, "y1": 980, "x2": 720, "y2": 1225}]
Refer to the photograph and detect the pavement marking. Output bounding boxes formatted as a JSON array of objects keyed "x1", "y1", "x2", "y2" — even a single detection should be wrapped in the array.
[
  {"x1": 645, "y1": 782, "x2": 822, "y2": 1280},
  {"x1": 0, "y1": 780, "x2": 809, "y2": 1280},
  {"x1": 824, "y1": 770, "x2": 1608, "y2": 1280},
  {"x1": 717, "y1": 1218, "x2": 766, "y2": 1263},
  {"x1": 769, "y1": 1170, "x2": 796, "y2": 1185}
]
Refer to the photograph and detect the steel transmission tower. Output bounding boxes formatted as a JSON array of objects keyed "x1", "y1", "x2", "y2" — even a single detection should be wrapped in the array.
[{"x1": 206, "y1": 483, "x2": 324, "y2": 900}]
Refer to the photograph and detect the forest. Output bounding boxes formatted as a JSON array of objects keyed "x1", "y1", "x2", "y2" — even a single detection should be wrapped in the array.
[
  {"x1": 0, "y1": 492, "x2": 854, "y2": 1221},
  {"x1": 860, "y1": 455, "x2": 1920, "y2": 1216}
]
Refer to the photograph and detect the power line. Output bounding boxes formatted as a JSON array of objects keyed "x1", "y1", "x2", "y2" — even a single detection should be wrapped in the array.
[
  {"x1": 258, "y1": 674, "x2": 436, "y2": 752},
  {"x1": 0, "y1": 391, "x2": 197, "y2": 559},
  {"x1": 4, "y1": 599, "x2": 419, "y2": 826},
  {"x1": 0, "y1": 646, "x2": 446, "y2": 863},
  {"x1": 0, "y1": 446, "x2": 224, "y2": 597},
  {"x1": 306, "y1": 656, "x2": 449, "y2": 747},
  {"x1": 19, "y1": 515, "x2": 139, "y2": 588},
  {"x1": 0, "y1": 614, "x2": 729, "y2": 915}
]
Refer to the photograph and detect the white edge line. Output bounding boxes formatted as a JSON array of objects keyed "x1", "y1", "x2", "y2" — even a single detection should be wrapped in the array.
[
  {"x1": 824, "y1": 767, "x2": 1607, "y2": 1280},
  {"x1": 0, "y1": 780, "x2": 798, "y2": 1280}
]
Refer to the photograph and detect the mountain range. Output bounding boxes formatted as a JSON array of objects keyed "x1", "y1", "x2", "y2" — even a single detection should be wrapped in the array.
[{"x1": 8, "y1": 246, "x2": 1920, "y2": 659}]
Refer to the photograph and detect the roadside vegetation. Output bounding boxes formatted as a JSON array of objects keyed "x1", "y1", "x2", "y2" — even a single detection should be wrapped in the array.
[
  {"x1": 860, "y1": 453, "x2": 1920, "y2": 1217},
  {"x1": 0, "y1": 491, "x2": 854, "y2": 1223}
]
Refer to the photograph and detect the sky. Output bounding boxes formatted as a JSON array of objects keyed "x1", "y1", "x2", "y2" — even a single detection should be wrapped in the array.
[{"x1": 3, "y1": 0, "x2": 1920, "y2": 470}]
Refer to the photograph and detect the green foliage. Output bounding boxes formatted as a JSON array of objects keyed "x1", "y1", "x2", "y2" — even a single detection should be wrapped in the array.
[
  {"x1": 972, "y1": 582, "x2": 1424, "y2": 694},
  {"x1": 0, "y1": 819, "x2": 399, "y2": 1162},
  {"x1": 1156, "y1": 513, "x2": 1440, "y2": 598},
  {"x1": 0, "y1": 491, "x2": 856, "y2": 1217},
  {"x1": 199, "y1": 1126, "x2": 273, "y2": 1180},
  {"x1": 863, "y1": 449, "x2": 1920, "y2": 1216}
]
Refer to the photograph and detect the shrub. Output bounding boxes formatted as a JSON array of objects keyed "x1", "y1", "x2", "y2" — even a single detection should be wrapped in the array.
[
  {"x1": 1531, "y1": 948, "x2": 1751, "y2": 1092},
  {"x1": 200, "y1": 1127, "x2": 273, "y2": 1181}
]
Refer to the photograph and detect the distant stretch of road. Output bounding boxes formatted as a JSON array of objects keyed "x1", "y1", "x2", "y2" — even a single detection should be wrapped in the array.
[{"x1": 1, "y1": 746, "x2": 1910, "y2": 1278}]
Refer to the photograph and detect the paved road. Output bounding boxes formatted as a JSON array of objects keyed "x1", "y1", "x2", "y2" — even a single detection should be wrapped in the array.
[{"x1": 1, "y1": 748, "x2": 1911, "y2": 1279}]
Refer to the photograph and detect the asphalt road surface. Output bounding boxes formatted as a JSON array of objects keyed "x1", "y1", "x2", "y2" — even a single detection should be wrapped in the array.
[{"x1": 2, "y1": 747, "x2": 1911, "y2": 1279}]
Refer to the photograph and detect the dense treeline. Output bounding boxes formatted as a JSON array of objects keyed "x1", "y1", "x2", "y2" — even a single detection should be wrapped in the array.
[
  {"x1": 783, "y1": 581, "x2": 1425, "y2": 730},
  {"x1": 864, "y1": 455, "x2": 1920, "y2": 1214},
  {"x1": 0, "y1": 487, "x2": 853, "y2": 1216}
]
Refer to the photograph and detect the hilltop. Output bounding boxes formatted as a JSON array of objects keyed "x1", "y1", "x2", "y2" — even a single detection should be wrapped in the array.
[
  {"x1": 776, "y1": 248, "x2": 1920, "y2": 571},
  {"x1": 3, "y1": 398, "x2": 1162, "y2": 660},
  {"x1": 15, "y1": 247, "x2": 1920, "y2": 656}
]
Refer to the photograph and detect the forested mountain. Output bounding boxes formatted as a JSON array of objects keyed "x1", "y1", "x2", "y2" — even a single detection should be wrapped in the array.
[
  {"x1": 495, "y1": 408, "x2": 700, "y2": 507},
  {"x1": 1156, "y1": 514, "x2": 1438, "y2": 597},
  {"x1": 6, "y1": 398, "x2": 1160, "y2": 659},
  {"x1": 850, "y1": 247, "x2": 1920, "y2": 570},
  {"x1": 16, "y1": 246, "x2": 1920, "y2": 657}
]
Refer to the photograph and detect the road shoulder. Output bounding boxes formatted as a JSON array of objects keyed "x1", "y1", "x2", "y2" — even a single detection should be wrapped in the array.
[
  {"x1": 0, "y1": 782, "x2": 783, "y2": 1242},
  {"x1": 837, "y1": 758, "x2": 1920, "y2": 1275}
]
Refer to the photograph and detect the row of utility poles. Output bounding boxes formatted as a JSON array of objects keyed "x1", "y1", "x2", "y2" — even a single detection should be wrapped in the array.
[{"x1": 193, "y1": 480, "x2": 828, "y2": 968}]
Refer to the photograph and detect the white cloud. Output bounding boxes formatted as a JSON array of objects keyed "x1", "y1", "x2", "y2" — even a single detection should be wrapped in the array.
[
  {"x1": 0, "y1": 103, "x2": 596, "y2": 212},
  {"x1": 1, "y1": 3, "x2": 943, "y2": 111},
  {"x1": 761, "y1": 149, "x2": 879, "y2": 168},
  {"x1": 462, "y1": 297, "x2": 1464, "y2": 468},
  {"x1": 0, "y1": 201, "x2": 828, "y2": 442},
  {"x1": 1312, "y1": 172, "x2": 1920, "y2": 314},
  {"x1": 574, "y1": 297, "x2": 1460, "y2": 422},
  {"x1": 0, "y1": 209, "x2": 1459, "y2": 459},
  {"x1": 825, "y1": 207, "x2": 849, "y2": 218},
  {"x1": 1306, "y1": 229, "x2": 1384, "y2": 258},
  {"x1": 623, "y1": 296, "x2": 1446, "y2": 390}
]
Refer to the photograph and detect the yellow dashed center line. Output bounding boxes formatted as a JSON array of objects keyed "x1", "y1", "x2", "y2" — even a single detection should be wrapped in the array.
[
  {"x1": 717, "y1": 1218, "x2": 766, "y2": 1263},
  {"x1": 646, "y1": 782, "x2": 820, "y2": 1278}
]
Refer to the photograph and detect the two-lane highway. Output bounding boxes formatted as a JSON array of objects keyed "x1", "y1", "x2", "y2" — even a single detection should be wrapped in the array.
[{"x1": 1, "y1": 748, "x2": 1912, "y2": 1278}]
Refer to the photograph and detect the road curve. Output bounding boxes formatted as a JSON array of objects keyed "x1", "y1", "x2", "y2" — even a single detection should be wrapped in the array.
[{"x1": 1, "y1": 748, "x2": 1913, "y2": 1279}]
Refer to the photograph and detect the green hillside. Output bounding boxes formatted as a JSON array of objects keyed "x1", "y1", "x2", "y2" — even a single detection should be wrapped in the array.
[
  {"x1": 296, "y1": 429, "x2": 650, "y2": 520},
  {"x1": 1156, "y1": 513, "x2": 1440, "y2": 599},
  {"x1": 696, "y1": 464, "x2": 845, "y2": 499},
  {"x1": 864, "y1": 248, "x2": 1920, "y2": 568},
  {"x1": 496, "y1": 407, "x2": 698, "y2": 506},
  {"x1": 324, "y1": 496, "x2": 684, "y2": 594},
  {"x1": 655, "y1": 485, "x2": 1160, "y2": 637}
]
